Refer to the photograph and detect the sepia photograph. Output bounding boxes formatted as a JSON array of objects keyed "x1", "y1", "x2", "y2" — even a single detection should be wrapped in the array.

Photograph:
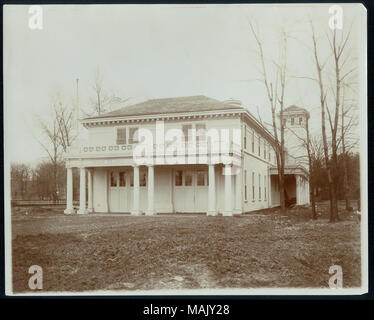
[{"x1": 3, "y1": 3, "x2": 368, "y2": 296}]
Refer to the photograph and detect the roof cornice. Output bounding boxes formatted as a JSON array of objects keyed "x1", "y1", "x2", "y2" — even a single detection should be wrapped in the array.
[{"x1": 81, "y1": 109, "x2": 244, "y2": 127}]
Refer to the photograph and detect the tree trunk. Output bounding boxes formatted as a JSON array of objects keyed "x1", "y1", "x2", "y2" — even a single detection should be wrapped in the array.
[
  {"x1": 341, "y1": 94, "x2": 350, "y2": 210},
  {"x1": 306, "y1": 118, "x2": 317, "y2": 219}
]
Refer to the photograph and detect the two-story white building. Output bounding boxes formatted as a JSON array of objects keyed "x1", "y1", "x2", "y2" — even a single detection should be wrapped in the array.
[{"x1": 64, "y1": 95, "x2": 310, "y2": 216}]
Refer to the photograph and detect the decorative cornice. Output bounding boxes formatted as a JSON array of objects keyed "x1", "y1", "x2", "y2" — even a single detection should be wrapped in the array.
[{"x1": 81, "y1": 109, "x2": 243, "y2": 128}]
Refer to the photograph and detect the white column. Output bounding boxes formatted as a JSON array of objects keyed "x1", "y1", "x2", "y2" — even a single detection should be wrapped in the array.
[
  {"x1": 223, "y1": 164, "x2": 233, "y2": 216},
  {"x1": 77, "y1": 167, "x2": 87, "y2": 214},
  {"x1": 146, "y1": 165, "x2": 155, "y2": 215},
  {"x1": 233, "y1": 167, "x2": 242, "y2": 214},
  {"x1": 131, "y1": 165, "x2": 141, "y2": 215},
  {"x1": 87, "y1": 169, "x2": 93, "y2": 213},
  {"x1": 64, "y1": 167, "x2": 74, "y2": 214},
  {"x1": 207, "y1": 164, "x2": 217, "y2": 216}
]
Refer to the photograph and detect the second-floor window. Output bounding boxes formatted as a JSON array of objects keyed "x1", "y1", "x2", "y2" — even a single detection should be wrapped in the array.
[
  {"x1": 196, "y1": 123, "x2": 206, "y2": 142},
  {"x1": 258, "y1": 136, "x2": 261, "y2": 156},
  {"x1": 116, "y1": 128, "x2": 126, "y2": 145},
  {"x1": 129, "y1": 127, "x2": 139, "y2": 144},
  {"x1": 264, "y1": 141, "x2": 266, "y2": 159},
  {"x1": 182, "y1": 124, "x2": 192, "y2": 142},
  {"x1": 251, "y1": 132, "x2": 254, "y2": 153}
]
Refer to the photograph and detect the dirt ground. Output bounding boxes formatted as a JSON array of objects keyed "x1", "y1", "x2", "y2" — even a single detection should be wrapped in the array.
[{"x1": 11, "y1": 203, "x2": 361, "y2": 292}]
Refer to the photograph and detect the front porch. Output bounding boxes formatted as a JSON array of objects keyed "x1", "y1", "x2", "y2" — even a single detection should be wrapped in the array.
[
  {"x1": 269, "y1": 166, "x2": 310, "y2": 207},
  {"x1": 64, "y1": 163, "x2": 243, "y2": 216}
]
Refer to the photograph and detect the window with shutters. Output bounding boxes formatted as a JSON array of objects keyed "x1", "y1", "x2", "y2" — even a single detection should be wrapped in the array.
[
  {"x1": 116, "y1": 128, "x2": 126, "y2": 145},
  {"x1": 252, "y1": 172, "x2": 255, "y2": 201},
  {"x1": 259, "y1": 173, "x2": 261, "y2": 200},
  {"x1": 128, "y1": 127, "x2": 139, "y2": 144}
]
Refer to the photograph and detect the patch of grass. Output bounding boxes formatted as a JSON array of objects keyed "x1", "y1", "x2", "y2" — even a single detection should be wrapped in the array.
[{"x1": 12, "y1": 209, "x2": 361, "y2": 292}]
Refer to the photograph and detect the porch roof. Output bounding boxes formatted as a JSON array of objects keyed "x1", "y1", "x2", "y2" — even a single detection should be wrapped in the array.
[{"x1": 269, "y1": 165, "x2": 309, "y2": 177}]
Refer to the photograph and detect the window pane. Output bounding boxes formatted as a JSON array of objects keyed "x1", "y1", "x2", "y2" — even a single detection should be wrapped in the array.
[
  {"x1": 140, "y1": 172, "x2": 146, "y2": 187},
  {"x1": 110, "y1": 172, "x2": 117, "y2": 187},
  {"x1": 259, "y1": 174, "x2": 261, "y2": 199},
  {"x1": 185, "y1": 172, "x2": 192, "y2": 186},
  {"x1": 196, "y1": 124, "x2": 206, "y2": 142},
  {"x1": 130, "y1": 173, "x2": 134, "y2": 187},
  {"x1": 197, "y1": 171, "x2": 205, "y2": 186},
  {"x1": 244, "y1": 170, "x2": 247, "y2": 200},
  {"x1": 175, "y1": 171, "x2": 182, "y2": 186},
  {"x1": 119, "y1": 172, "x2": 126, "y2": 186},
  {"x1": 129, "y1": 127, "x2": 139, "y2": 144},
  {"x1": 116, "y1": 128, "x2": 126, "y2": 145},
  {"x1": 252, "y1": 172, "x2": 255, "y2": 200},
  {"x1": 182, "y1": 124, "x2": 192, "y2": 142}
]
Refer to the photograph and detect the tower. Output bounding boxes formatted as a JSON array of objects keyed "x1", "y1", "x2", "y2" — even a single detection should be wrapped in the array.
[{"x1": 282, "y1": 105, "x2": 310, "y2": 167}]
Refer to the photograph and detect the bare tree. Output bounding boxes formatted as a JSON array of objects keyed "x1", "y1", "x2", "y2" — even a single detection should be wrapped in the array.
[
  {"x1": 36, "y1": 94, "x2": 77, "y2": 201},
  {"x1": 249, "y1": 21, "x2": 288, "y2": 213},
  {"x1": 339, "y1": 86, "x2": 359, "y2": 210},
  {"x1": 37, "y1": 115, "x2": 61, "y2": 202},
  {"x1": 310, "y1": 21, "x2": 339, "y2": 222},
  {"x1": 54, "y1": 97, "x2": 77, "y2": 152},
  {"x1": 88, "y1": 69, "x2": 130, "y2": 116},
  {"x1": 309, "y1": 18, "x2": 355, "y2": 222}
]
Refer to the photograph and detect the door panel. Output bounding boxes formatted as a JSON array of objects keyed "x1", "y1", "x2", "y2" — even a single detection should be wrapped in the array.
[
  {"x1": 109, "y1": 171, "x2": 120, "y2": 212},
  {"x1": 173, "y1": 169, "x2": 208, "y2": 213},
  {"x1": 118, "y1": 171, "x2": 129, "y2": 212},
  {"x1": 109, "y1": 170, "x2": 131, "y2": 213},
  {"x1": 195, "y1": 170, "x2": 208, "y2": 212}
]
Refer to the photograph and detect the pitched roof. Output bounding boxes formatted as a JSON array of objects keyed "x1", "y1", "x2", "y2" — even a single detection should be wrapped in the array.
[
  {"x1": 85, "y1": 95, "x2": 244, "y2": 119},
  {"x1": 284, "y1": 105, "x2": 308, "y2": 113}
]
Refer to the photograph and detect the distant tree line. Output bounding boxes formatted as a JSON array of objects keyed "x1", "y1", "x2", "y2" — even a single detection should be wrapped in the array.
[
  {"x1": 11, "y1": 161, "x2": 80, "y2": 201},
  {"x1": 311, "y1": 152, "x2": 360, "y2": 202}
]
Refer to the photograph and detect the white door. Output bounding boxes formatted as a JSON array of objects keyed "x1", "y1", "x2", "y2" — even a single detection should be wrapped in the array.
[
  {"x1": 195, "y1": 170, "x2": 208, "y2": 212},
  {"x1": 109, "y1": 170, "x2": 130, "y2": 213},
  {"x1": 118, "y1": 171, "x2": 129, "y2": 212},
  {"x1": 109, "y1": 171, "x2": 120, "y2": 212},
  {"x1": 173, "y1": 169, "x2": 208, "y2": 213}
]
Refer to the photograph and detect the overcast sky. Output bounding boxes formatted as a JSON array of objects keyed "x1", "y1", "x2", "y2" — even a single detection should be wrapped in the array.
[{"x1": 4, "y1": 4, "x2": 366, "y2": 164}]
